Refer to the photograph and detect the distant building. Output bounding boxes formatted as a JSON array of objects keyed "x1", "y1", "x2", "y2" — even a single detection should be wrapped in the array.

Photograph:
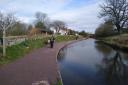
[
  {"x1": 50, "y1": 27, "x2": 69, "y2": 35},
  {"x1": 28, "y1": 28, "x2": 53, "y2": 36},
  {"x1": 59, "y1": 28, "x2": 69, "y2": 35},
  {"x1": 50, "y1": 27, "x2": 56, "y2": 34}
]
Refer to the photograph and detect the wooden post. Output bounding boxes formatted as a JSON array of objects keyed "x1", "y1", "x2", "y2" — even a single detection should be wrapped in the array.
[{"x1": 46, "y1": 32, "x2": 48, "y2": 36}]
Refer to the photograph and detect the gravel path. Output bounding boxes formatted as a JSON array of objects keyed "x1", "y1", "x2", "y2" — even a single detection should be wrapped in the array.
[{"x1": 0, "y1": 41, "x2": 74, "y2": 85}]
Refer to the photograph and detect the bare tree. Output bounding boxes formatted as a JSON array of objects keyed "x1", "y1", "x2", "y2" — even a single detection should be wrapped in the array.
[
  {"x1": 51, "y1": 20, "x2": 66, "y2": 33},
  {"x1": 100, "y1": 0, "x2": 128, "y2": 32},
  {"x1": 35, "y1": 12, "x2": 51, "y2": 29},
  {"x1": 35, "y1": 12, "x2": 48, "y2": 23},
  {"x1": 125, "y1": 20, "x2": 128, "y2": 28},
  {"x1": 44, "y1": 18, "x2": 51, "y2": 29},
  {"x1": 7, "y1": 22, "x2": 27, "y2": 36},
  {"x1": 0, "y1": 12, "x2": 17, "y2": 56}
]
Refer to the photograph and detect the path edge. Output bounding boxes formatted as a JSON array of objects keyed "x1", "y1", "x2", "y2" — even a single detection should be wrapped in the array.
[{"x1": 55, "y1": 38, "x2": 87, "y2": 85}]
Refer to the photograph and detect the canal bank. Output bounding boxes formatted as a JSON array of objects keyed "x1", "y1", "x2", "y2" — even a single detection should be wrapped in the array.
[
  {"x1": 98, "y1": 33, "x2": 128, "y2": 52},
  {"x1": 98, "y1": 40, "x2": 128, "y2": 53},
  {"x1": 99, "y1": 40, "x2": 128, "y2": 52}
]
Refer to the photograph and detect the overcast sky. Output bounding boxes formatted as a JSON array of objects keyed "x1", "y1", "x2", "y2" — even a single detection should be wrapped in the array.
[{"x1": 0, "y1": 0, "x2": 104, "y2": 33}]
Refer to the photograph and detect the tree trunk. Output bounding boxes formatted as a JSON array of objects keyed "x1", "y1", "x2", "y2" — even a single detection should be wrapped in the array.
[
  {"x1": 116, "y1": 24, "x2": 121, "y2": 33},
  {"x1": 3, "y1": 29, "x2": 6, "y2": 57}
]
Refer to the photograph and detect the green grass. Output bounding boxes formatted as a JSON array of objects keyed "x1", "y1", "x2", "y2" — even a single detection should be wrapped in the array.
[
  {"x1": 56, "y1": 79, "x2": 62, "y2": 85},
  {"x1": 0, "y1": 39, "x2": 46, "y2": 64},
  {"x1": 101, "y1": 33, "x2": 128, "y2": 48},
  {"x1": 55, "y1": 35, "x2": 76, "y2": 42},
  {"x1": 0, "y1": 35, "x2": 76, "y2": 65}
]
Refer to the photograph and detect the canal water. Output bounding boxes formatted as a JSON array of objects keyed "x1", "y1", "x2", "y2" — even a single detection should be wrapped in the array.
[{"x1": 57, "y1": 39, "x2": 128, "y2": 85}]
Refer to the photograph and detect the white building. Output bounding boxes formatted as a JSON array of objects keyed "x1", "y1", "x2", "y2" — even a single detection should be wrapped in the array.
[
  {"x1": 50, "y1": 27, "x2": 56, "y2": 34},
  {"x1": 50, "y1": 27, "x2": 68, "y2": 35}
]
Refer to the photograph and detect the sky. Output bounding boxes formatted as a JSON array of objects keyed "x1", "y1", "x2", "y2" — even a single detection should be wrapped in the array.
[{"x1": 0, "y1": 0, "x2": 104, "y2": 33}]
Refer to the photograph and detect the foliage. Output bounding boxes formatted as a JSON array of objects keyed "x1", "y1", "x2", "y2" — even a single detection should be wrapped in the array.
[
  {"x1": 27, "y1": 25, "x2": 33, "y2": 31},
  {"x1": 68, "y1": 29, "x2": 77, "y2": 35},
  {"x1": 0, "y1": 38, "x2": 44, "y2": 64},
  {"x1": 56, "y1": 79, "x2": 62, "y2": 85},
  {"x1": 0, "y1": 30, "x2": 2, "y2": 37},
  {"x1": 95, "y1": 21, "x2": 116, "y2": 37},
  {"x1": 55, "y1": 35, "x2": 76, "y2": 42},
  {"x1": 7, "y1": 22, "x2": 27, "y2": 36},
  {"x1": 34, "y1": 21, "x2": 53, "y2": 35},
  {"x1": 79, "y1": 30, "x2": 88, "y2": 37},
  {"x1": 102, "y1": 33, "x2": 128, "y2": 48},
  {"x1": 35, "y1": 12, "x2": 51, "y2": 29},
  {"x1": 100, "y1": 0, "x2": 128, "y2": 32},
  {"x1": 35, "y1": 21, "x2": 46, "y2": 29}
]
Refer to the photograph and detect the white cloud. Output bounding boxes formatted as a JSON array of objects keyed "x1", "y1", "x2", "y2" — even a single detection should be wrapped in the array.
[
  {"x1": 50, "y1": 0, "x2": 103, "y2": 33},
  {"x1": 18, "y1": 16, "x2": 35, "y2": 23},
  {"x1": 1, "y1": 0, "x2": 72, "y2": 14},
  {"x1": 0, "y1": 0, "x2": 103, "y2": 33}
]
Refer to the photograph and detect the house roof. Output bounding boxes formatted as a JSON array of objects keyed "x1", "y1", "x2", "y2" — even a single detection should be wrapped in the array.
[{"x1": 39, "y1": 28, "x2": 52, "y2": 32}]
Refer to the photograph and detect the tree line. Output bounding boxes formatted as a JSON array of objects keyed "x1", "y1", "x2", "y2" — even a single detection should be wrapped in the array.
[
  {"x1": 95, "y1": 0, "x2": 128, "y2": 37},
  {"x1": 0, "y1": 11, "x2": 70, "y2": 37},
  {"x1": 0, "y1": 11, "x2": 73, "y2": 56}
]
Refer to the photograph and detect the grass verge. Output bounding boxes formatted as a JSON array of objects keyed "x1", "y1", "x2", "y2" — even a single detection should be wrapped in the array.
[
  {"x1": 0, "y1": 35, "x2": 76, "y2": 65},
  {"x1": 99, "y1": 33, "x2": 128, "y2": 49},
  {"x1": 56, "y1": 79, "x2": 62, "y2": 85}
]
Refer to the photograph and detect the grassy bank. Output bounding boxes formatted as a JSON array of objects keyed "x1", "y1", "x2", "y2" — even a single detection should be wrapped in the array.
[
  {"x1": 100, "y1": 33, "x2": 128, "y2": 49},
  {"x1": 0, "y1": 35, "x2": 76, "y2": 65},
  {"x1": 56, "y1": 79, "x2": 62, "y2": 85}
]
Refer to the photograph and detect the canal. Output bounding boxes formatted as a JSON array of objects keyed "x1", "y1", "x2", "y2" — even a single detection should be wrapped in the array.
[{"x1": 58, "y1": 39, "x2": 128, "y2": 85}]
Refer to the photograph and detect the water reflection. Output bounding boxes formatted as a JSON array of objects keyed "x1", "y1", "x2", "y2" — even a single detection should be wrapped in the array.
[
  {"x1": 57, "y1": 47, "x2": 67, "y2": 62},
  {"x1": 58, "y1": 39, "x2": 128, "y2": 85},
  {"x1": 101, "y1": 52, "x2": 128, "y2": 85},
  {"x1": 95, "y1": 41, "x2": 128, "y2": 85},
  {"x1": 95, "y1": 41, "x2": 113, "y2": 57}
]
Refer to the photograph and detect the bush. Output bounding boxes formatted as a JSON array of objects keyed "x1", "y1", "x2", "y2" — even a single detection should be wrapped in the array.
[
  {"x1": 95, "y1": 21, "x2": 115, "y2": 38},
  {"x1": 79, "y1": 30, "x2": 88, "y2": 37},
  {"x1": 55, "y1": 35, "x2": 76, "y2": 42}
]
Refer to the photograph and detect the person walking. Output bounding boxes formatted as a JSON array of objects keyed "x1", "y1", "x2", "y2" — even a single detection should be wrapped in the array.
[{"x1": 50, "y1": 35, "x2": 55, "y2": 48}]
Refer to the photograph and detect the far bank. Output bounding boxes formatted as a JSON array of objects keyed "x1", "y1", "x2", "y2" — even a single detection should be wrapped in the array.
[{"x1": 97, "y1": 33, "x2": 128, "y2": 52}]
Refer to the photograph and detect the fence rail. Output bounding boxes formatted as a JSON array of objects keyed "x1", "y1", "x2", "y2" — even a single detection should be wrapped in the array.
[{"x1": 0, "y1": 35, "x2": 50, "y2": 46}]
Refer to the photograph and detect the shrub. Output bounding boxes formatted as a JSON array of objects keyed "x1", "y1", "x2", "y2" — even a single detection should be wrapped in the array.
[
  {"x1": 95, "y1": 21, "x2": 115, "y2": 38},
  {"x1": 79, "y1": 30, "x2": 88, "y2": 37}
]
